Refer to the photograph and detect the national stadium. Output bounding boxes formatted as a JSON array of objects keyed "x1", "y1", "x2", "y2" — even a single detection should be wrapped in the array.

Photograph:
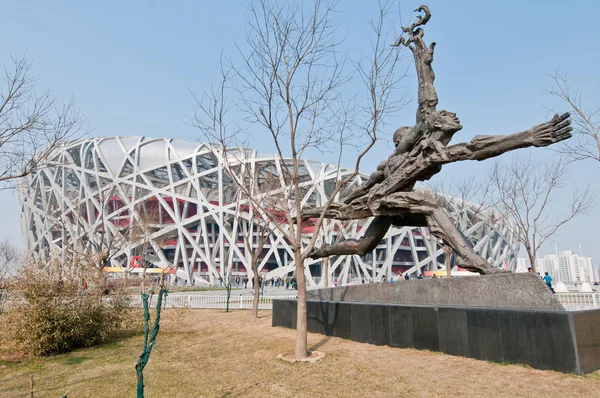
[{"x1": 18, "y1": 137, "x2": 519, "y2": 287}]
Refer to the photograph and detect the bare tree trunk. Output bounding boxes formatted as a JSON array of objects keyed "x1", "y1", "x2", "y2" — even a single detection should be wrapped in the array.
[
  {"x1": 528, "y1": 253, "x2": 537, "y2": 274},
  {"x1": 251, "y1": 257, "x2": 260, "y2": 319},
  {"x1": 444, "y1": 246, "x2": 452, "y2": 278},
  {"x1": 294, "y1": 251, "x2": 308, "y2": 358},
  {"x1": 322, "y1": 257, "x2": 329, "y2": 288}
]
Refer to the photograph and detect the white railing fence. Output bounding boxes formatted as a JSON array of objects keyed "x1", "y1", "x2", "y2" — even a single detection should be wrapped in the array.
[
  {"x1": 556, "y1": 292, "x2": 600, "y2": 310},
  {"x1": 129, "y1": 293, "x2": 600, "y2": 311},
  {"x1": 129, "y1": 294, "x2": 296, "y2": 310}
]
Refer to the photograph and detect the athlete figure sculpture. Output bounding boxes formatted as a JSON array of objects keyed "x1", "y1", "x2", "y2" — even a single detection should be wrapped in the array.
[{"x1": 304, "y1": 6, "x2": 572, "y2": 275}]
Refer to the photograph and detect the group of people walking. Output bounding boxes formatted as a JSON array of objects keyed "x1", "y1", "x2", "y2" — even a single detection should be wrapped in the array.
[
  {"x1": 223, "y1": 269, "x2": 558, "y2": 291},
  {"x1": 265, "y1": 276, "x2": 297, "y2": 289},
  {"x1": 230, "y1": 275, "x2": 297, "y2": 290}
]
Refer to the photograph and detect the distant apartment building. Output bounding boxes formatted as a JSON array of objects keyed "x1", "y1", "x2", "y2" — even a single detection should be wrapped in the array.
[
  {"x1": 516, "y1": 258, "x2": 529, "y2": 273},
  {"x1": 532, "y1": 251, "x2": 596, "y2": 283},
  {"x1": 536, "y1": 254, "x2": 558, "y2": 280}
]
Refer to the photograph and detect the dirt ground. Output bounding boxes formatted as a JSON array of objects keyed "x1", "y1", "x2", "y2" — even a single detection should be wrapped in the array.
[{"x1": 1, "y1": 309, "x2": 599, "y2": 397}]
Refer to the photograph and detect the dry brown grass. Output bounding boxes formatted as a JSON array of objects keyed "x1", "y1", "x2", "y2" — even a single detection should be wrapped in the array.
[{"x1": 1, "y1": 309, "x2": 599, "y2": 397}]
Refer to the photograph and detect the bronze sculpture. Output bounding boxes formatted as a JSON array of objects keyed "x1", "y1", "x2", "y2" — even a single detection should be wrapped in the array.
[{"x1": 305, "y1": 6, "x2": 572, "y2": 275}]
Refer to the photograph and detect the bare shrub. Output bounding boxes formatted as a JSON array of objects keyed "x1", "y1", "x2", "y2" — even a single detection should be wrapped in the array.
[{"x1": 1, "y1": 256, "x2": 131, "y2": 357}]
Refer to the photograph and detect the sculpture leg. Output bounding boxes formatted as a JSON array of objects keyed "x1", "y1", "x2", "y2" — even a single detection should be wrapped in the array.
[
  {"x1": 424, "y1": 207, "x2": 506, "y2": 275},
  {"x1": 309, "y1": 216, "x2": 393, "y2": 259}
]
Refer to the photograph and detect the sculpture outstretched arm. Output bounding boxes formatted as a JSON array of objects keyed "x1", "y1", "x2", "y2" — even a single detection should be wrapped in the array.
[
  {"x1": 392, "y1": 5, "x2": 438, "y2": 124},
  {"x1": 431, "y1": 112, "x2": 572, "y2": 163},
  {"x1": 367, "y1": 113, "x2": 573, "y2": 200}
]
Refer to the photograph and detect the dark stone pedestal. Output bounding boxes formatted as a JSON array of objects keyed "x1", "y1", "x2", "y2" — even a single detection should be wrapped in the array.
[
  {"x1": 274, "y1": 273, "x2": 600, "y2": 374},
  {"x1": 273, "y1": 299, "x2": 599, "y2": 374}
]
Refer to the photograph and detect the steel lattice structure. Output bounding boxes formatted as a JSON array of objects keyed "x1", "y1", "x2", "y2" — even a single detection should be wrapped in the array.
[{"x1": 18, "y1": 137, "x2": 519, "y2": 286}]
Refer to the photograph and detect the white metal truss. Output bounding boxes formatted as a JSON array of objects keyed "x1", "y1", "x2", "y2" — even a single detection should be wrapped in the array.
[{"x1": 18, "y1": 136, "x2": 520, "y2": 287}]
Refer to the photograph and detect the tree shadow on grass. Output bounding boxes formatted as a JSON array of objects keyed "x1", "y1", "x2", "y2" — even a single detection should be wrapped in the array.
[{"x1": 309, "y1": 336, "x2": 332, "y2": 352}]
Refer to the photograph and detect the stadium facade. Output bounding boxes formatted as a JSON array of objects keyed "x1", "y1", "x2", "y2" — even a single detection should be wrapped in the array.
[{"x1": 18, "y1": 137, "x2": 519, "y2": 287}]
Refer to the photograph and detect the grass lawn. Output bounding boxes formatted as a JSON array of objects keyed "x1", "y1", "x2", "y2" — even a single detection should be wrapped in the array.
[{"x1": 1, "y1": 309, "x2": 599, "y2": 397}]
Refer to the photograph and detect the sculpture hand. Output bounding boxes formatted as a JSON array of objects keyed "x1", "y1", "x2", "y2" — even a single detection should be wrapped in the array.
[{"x1": 529, "y1": 112, "x2": 572, "y2": 147}]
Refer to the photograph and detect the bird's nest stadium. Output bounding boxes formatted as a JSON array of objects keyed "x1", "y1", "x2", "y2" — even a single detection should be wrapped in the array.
[{"x1": 18, "y1": 137, "x2": 519, "y2": 287}]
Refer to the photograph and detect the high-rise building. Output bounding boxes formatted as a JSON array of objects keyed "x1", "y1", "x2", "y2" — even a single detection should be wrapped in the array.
[
  {"x1": 536, "y1": 254, "x2": 558, "y2": 279},
  {"x1": 537, "y1": 251, "x2": 596, "y2": 283},
  {"x1": 516, "y1": 258, "x2": 529, "y2": 273},
  {"x1": 582, "y1": 257, "x2": 596, "y2": 284}
]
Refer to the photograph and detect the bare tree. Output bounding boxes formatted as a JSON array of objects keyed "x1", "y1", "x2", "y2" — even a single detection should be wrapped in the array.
[
  {"x1": 191, "y1": 0, "x2": 406, "y2": 359},
  {"x1": 0, "y1": 240, "x2": 19, "y2": 280},
  {"x1": 0, "y1": 55, "x2": 84, "y2": 189},
  {"x1": 235, "y1": 201, "x2": 275, "y2": 318},
  {"x1": 489, "y1": 156, "x2": 595, "y2": 272},
  {"x1": 548, "y1": 72, "x2": 599, "y2": 163},
  {"x1": 232, "y1": 166, "x2": 286, "y2": 319}
]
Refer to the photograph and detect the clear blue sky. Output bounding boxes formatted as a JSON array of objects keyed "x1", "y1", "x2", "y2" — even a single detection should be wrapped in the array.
[{"x1": 1, "y1": 0, "x2": 598, "y2": 261}]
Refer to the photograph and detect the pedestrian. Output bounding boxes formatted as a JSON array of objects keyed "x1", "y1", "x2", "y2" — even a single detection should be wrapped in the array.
[
  {"x1": 243, "y1": 277, "x2": 248, "y2": 289},
  {"x1": 235, "y1": 276, "x2": 240, "y2": 288},
  {"x1": 285, "y1": 276, "x2": 290, "y2": 289},
  {"x1": 404, "y1": 274, "x2": 409, "y2": 280},
  {"x1": 333, "y1": 277, "x2": 338, "y2": 287},
  {"x1": 543, "y1": 272, "x2": 554, "y2": 293}
]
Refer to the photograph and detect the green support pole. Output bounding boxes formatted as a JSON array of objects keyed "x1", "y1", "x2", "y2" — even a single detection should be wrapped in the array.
[{"x1": 135, "y1": 287, "x2": 168, "y2": 398}]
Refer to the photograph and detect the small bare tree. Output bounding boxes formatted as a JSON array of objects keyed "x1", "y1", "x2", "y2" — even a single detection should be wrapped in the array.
[
  {"x1": 239, "y1": 206, "x2": 273, "y2": 319},
  {"x1": 0, "y1": 240, "x2": 19, "y2": 280},
  {"x1": 229, "y1": 166, "x2": 283, "y2": 319},
  {"x1": 489, "y1": 156, "x2": 595, "y2": 272},
  {"x1": 0, "y1": 55, "x2": 84, "y2": 189},
  {"x1": 192, "y1": 0, "x2": 406, "y2": 359},
  {"x1": 548, "y1": 72, "x2": 599, "y2": 163}
]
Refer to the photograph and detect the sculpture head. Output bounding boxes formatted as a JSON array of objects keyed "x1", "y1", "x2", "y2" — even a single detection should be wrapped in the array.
[
  {"x1": 393, "y1": 126, "x2": 413, "y2": 147},
  {"x1": 427, "y1": 110, "x2": 462, "y2": 133}
]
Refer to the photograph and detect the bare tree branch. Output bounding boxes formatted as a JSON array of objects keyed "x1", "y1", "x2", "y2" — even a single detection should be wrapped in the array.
[
  {"x1": 547, "y1": 71, "x2": 600, "y2": 163},
  {"x1": 190, "y1": 0, "x2": 408, "y2": 359},
  {"x1": 0, "y1": 240, "x2": 19, "y2": 280},
  {"x1": 489, "y1": 156, "x2": 596, "y2": 272},
  {"x1": 0, "y1": 55, "x2": 85, "y2": 189}
]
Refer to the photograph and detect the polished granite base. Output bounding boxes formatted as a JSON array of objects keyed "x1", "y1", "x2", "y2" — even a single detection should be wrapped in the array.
[{"x1": 273, "y1": 275, "x2": 600, "y2": 374}]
